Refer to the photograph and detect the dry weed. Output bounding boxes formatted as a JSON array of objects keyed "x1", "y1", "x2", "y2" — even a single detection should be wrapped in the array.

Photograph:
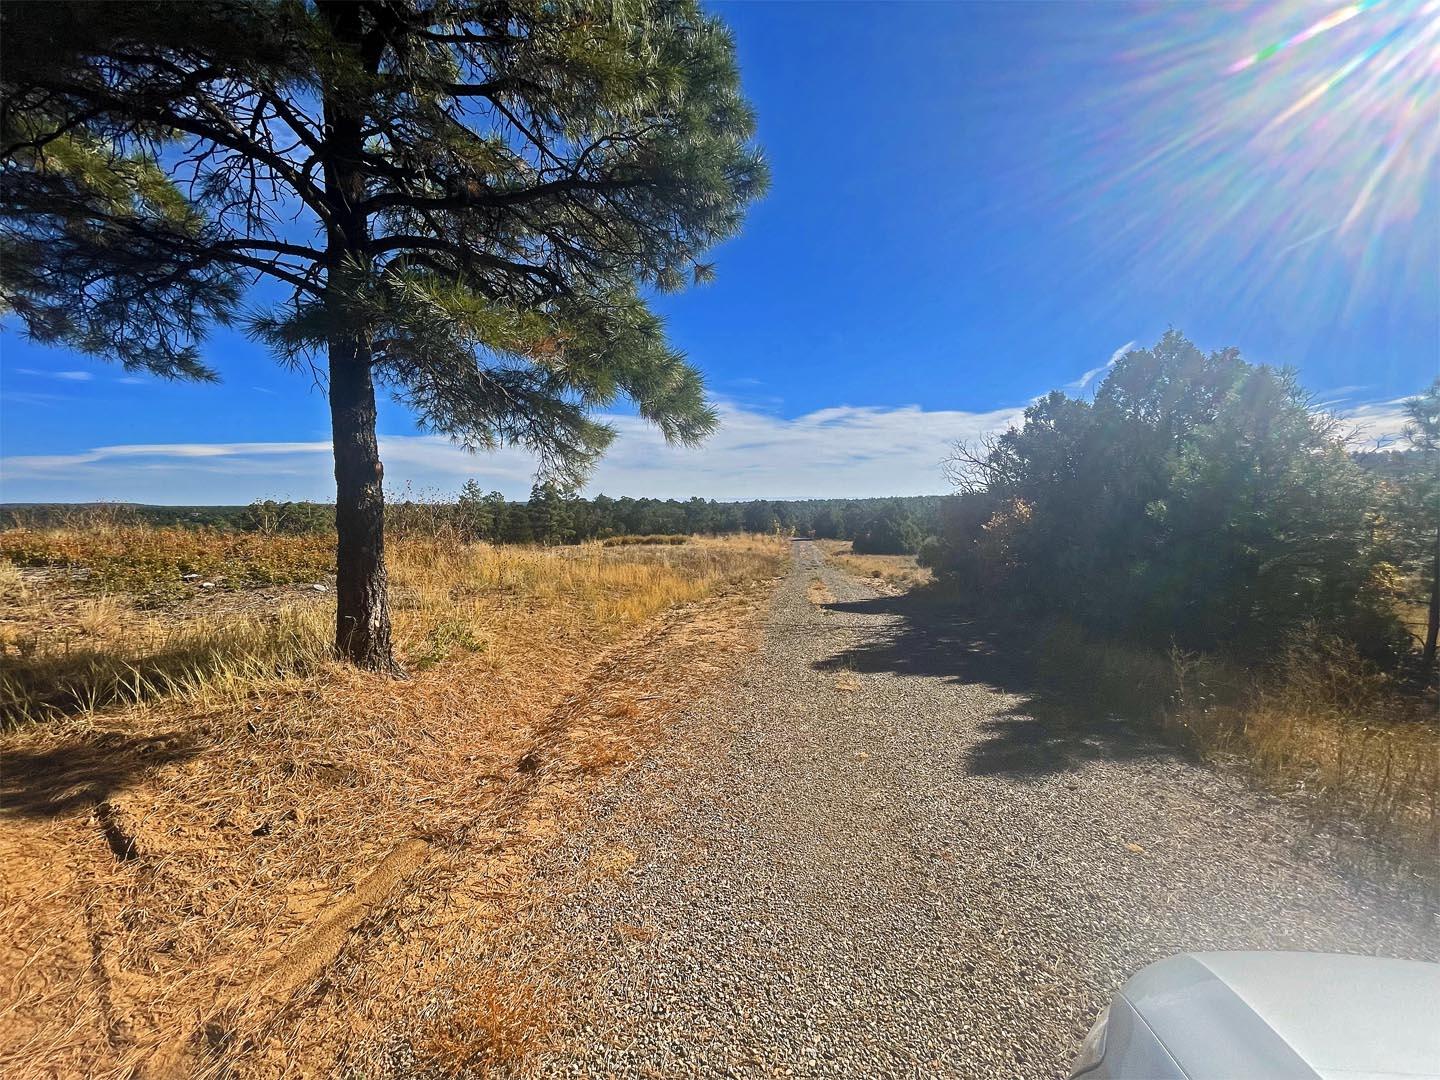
[
  {"x1": 418, "y1": 969, "x2": 559, "y2": 1076},
  {"x1": 0, "y1": 558, "x2": 26, "y2": 594},
  {"x1": 807, "y1": 576, "x2": 836, "y2": 605},
  {"x1": 1035, "y1": 620, "x2": 1439, "y2": 878},
  {"x1": 73, "y1": 595, "x2": 124, "y2": 638}
]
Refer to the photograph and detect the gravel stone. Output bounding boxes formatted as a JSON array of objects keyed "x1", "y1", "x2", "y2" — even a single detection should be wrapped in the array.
[{"x1": 535, "y1": 542, "x2": 1438, "y2": 1079}]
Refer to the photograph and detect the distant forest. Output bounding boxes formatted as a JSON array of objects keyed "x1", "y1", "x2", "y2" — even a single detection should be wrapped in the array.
[{"x1": 0, "y1": 493, "x2": 950, "y2": 555}]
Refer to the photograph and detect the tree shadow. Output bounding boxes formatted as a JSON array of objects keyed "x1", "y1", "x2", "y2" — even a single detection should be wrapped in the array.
[
  {"x1": 814, "y1": 592, "x2": 1184, "y2": 779},
  {"x1": 0, "y1": 729, "x2": 200, "y2": 818}
]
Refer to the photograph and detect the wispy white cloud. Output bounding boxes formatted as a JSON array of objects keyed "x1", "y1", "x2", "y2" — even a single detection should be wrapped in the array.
[
  {"x1": 5, "y1": 344, "x2": 1411, "y2": 504},
  {"x1": 1066, "y1": 340, "x2": 1135, "y2": 393},
  {"x1": 0, "y1": 391, "x2": 65, "y2": 407},
  {"x1": 15, "y1": 368, "x2": 93, "y2": 381},
  {"x1": 1333, "y1": 397, "x2": 1413, "y2": 447}
]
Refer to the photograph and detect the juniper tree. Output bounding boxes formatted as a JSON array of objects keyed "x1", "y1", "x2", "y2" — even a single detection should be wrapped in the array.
[
  {"x1": 934, "y1": 333, "x2": 1392, "y2": 652},
  {"x1": 0, "y1": 0, "x2": 765, "y2": 671}
]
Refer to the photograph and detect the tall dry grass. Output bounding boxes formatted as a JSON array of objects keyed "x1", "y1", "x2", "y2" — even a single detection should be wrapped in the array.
[
  {"x1": 0, "y1": 532, "x2": 780, "y2": 728},
  {"x1": 819, "y1": 540, "x2": 932, "y2": 591},
  {"x1": 1170, "y1": 635, "x2": 1439, "y2": 870},
  {"x1": 1032, "y1": 619, "x2": 1439, "y2": 877},
  {"x1": 1, "y1": 608, "x2": 331, "y2": 728}
]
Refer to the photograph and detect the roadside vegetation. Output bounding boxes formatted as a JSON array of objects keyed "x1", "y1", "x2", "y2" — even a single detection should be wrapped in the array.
[
  {"x1": 821, "y1": 335, "x2": 1438, "y2": 879},
  {"x1": 819, "y1": 540, "x2": 933, "y2": 593},
  {"x1": 0, "y1": 524, "x2": 785, "y2": 1075},
  {"x1": 1006, "y1": 621, "x2": 1439, "y2": 879}
]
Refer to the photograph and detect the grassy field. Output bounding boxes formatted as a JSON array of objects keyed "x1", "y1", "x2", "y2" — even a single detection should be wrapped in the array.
[{"x1": 0, "y1": 525, "x2": 787, "y2": 1077}]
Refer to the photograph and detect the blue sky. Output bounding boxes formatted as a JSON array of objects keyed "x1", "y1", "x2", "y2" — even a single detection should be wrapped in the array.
[{"x1": 3, "y1": 1, "x2": 1437, "y2": 503}]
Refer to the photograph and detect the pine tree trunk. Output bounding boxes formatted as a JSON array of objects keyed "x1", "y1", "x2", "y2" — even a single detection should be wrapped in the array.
[
  {"x1": 320, "y1": 1, "x2": 398, "y2": 674},
  {"x1": 329, "y1": 331, "x2": 398, "y2": 672}
]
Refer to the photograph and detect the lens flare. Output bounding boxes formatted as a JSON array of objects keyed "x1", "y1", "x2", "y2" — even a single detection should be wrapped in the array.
[
  {"x1": 1227, "y1": 0, "x2": 1381, "y2": 75},
  {"x1": 1061, "y1": 0, "x2": 1439, "y2": 320}
]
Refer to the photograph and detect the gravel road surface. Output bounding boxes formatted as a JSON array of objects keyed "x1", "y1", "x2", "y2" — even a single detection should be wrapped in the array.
[{"x1": 538, "y1": 541, "x2": 1438, "y2": 1078}]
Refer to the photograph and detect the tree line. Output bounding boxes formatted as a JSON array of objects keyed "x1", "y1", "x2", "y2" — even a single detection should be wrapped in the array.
[
  {"x1": 0, "y1": 491, "x2": 942, "y2": 552},
  {"x1": 440, "y1": 486, "x2": 947, "y2": 548}
]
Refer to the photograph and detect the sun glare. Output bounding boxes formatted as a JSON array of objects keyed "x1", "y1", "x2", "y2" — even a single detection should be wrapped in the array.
[{"x1": 1079, "y1": 0, "x2": 1439, "y2": 313}]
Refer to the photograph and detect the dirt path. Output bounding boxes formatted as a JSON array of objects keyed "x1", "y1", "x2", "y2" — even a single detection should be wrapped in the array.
[{"x1": 528, "y1": 541, "x2": 1438, "y2": 1078}]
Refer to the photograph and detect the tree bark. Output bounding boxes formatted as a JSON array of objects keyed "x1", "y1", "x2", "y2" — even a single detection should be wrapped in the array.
[
  {"x1": 328, "y1": 330, "x2": 398, "y2": 672},
  {"x1": 321, "y1": 1, "x2": 399, "y2": 674}
]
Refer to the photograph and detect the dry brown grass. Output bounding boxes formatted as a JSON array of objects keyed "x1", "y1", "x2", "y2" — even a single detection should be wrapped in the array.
[
  {"x1": 1, "y1": 606, "x2": 332, "y2": 727},
  {"x1": 0, "y1": 528, "x2": 786, "y2": 1078},
  {"x1": 819, "y1": 540, "x2": 933, "y2": 592},
  {"x1": 0, "y1": 538, "x2": 331, "y2": 728},
  {"x1": 1169, "y1": 636, "x2": 1439, "y2": 873},
  {"x1": 1034, "y1": 620, "x2": 1440, "y2": 881},
  {"x1": 600, "y1": 533, "x2": 689, "y2": 546},
  {"x1": 0, "y1": 523, "x2": 335, "y2": 603}
]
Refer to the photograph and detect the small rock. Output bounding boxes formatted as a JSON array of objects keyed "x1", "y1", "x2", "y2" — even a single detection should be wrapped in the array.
[
  {"x1": 200, "y1": 581, "x2": 216, "y2": 589},
  {"x1": 181, "y1": 573, "x2": 200, "y2": 582},
  {"x1": 310, "y1": 584, "x2": 328, "y2": 592}
]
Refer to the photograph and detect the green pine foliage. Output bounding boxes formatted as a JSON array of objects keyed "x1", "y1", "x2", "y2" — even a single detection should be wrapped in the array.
[
  {"x1": 928, "y1": 331, "x2": 1420, "y2": 662},
  {"x1": 1390, "y1": 379, "x2": 1440, "y2": 667}
]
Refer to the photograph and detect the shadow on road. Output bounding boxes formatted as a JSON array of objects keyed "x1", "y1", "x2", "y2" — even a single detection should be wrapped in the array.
[{"x1": 813, "y1": 592, "x2": 1184, "y2": 779}]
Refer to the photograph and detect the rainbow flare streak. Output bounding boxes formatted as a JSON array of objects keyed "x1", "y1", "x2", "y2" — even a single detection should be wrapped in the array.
[{"x1": 1227, "y1": 0, "x2": 1383, "y2": 74}]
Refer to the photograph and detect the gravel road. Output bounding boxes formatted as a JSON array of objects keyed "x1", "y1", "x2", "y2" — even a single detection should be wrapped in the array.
[{"x1": 537, "y1": 541, "x2": 1438, "y2": 1078}]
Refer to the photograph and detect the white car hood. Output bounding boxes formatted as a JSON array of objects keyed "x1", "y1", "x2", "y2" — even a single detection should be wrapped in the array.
[{"x1": 1120, "y1": 951, "x2": 1440, "y2": 1080}]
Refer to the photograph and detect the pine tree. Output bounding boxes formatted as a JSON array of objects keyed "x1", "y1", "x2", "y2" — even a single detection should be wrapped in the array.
[
  {"x1": 526, "y1": 480, "x2": 567, "y2": 545},
  {"x1": 0, "y1": 0, "x2": 765, "y2": 672},
  {"x1": 499, "y1": 502, "x2": 533, "y2": 544},
  {"x1": 456, "y1": 478, "x2": 492, "y2": 542}
]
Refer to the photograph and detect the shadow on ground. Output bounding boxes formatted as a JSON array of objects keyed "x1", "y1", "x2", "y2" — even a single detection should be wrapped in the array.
[
  {"x1": 0, "y1": 730, "x2": 199, "y2": 818},
  {"x1": 814, "y1": 592, "x2": 1185, "y2": 780}
]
